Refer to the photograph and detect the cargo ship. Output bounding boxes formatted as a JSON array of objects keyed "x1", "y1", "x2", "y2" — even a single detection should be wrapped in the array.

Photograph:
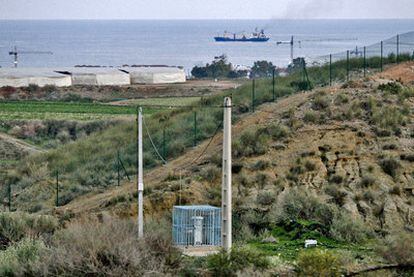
[{"x1": 214, "y1": 29, "x2": 269, "y2": 42}]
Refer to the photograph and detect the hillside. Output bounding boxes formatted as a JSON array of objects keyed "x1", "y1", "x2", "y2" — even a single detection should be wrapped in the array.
[
  {"x1": 1, "y1": 62, "x2": 414, "y2": 275},
  {"x1": 54, "y1": 63, "x2": 414, "y2": 234}
]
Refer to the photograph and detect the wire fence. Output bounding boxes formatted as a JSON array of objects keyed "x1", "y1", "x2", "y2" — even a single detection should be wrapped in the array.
[{"x1": 2, "y1": 31, "x2": 414, "y2": 212}]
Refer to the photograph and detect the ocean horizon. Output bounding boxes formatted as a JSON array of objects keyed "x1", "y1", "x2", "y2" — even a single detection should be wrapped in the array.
[{"x1": 1, "y1": 19, "x2": 414, "y2": 70}]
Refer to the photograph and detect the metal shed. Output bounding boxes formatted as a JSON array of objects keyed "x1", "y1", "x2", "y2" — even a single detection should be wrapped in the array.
[{"x1": 172, "y1": 205, "x2": 221, "y2": 247}]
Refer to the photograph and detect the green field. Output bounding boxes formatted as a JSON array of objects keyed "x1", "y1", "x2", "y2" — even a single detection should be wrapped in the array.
[
  {"x1": 0, "y1": 100, "x2": 162, "y2": 121},
  {"x1": 111, "y1": 96, "x2": 201, "y2": 107}
]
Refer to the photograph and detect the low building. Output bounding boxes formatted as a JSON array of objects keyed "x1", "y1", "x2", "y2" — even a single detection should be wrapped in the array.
[
  {"x1": 0, "y1": 68, "x2": 71, "y2": 87},
  {"x1": 55, "y1": 67, "x2": 130, "y2": 86},
  {"x1": 122, "y1": 67, "x2": 186, "y2": 84}
]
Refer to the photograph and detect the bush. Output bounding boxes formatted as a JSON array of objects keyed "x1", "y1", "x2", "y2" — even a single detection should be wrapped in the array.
[
  {"x1": 296, "y1": 249, "x2": 342, "y2": 277},
  {"x1": 0, "y1": 212, "x2": 58, "y2": 243},
  {"x1": 378, "y1": 82, "x2": 402, "y2": 95},
  {"x1": 379, "y1": 157, "x2": 401, "y2": 178},
  {"x1": 0, "y1": 238, "x2": 46, "y2": 276},
  {"x1": 312, "y1": 93, "x2": 330, "y2": 110},
  {"x1": 199, "y1": 165, "x2": 221, "y2": 183},
  {"x1": 359, "y1": 175, "x2": 376, "y2": 188},
  {"x1": 400, "y1": 154, "x2": 414, "y2": 162},
  {"x1": 304, "y1": 111, "x2": 319, "y2": 124},
  {"x1": 377, "y1": 232, "x2": 414, "y2": 265},
  {"x1": 271, "y1": 189, "x2": 337, "y2": 227},
  {"x1": 206, "y1": 247, "x2": 269, "y2": 276},
  {"x1": 256, "y1": 191, "x2": 275, "y2": 206},
  {"x1": 40, "y1": 218, "x2": 181, "y2": 276},
  {"x1": 233, "y1": 128, "x2": 269, "y2": 158},
  {"x1": 252, "y1": 159, "x2": 271, "y2": 170},
  {"x1": 330, "y1": 212, "x2": 373, "y2": 243}
]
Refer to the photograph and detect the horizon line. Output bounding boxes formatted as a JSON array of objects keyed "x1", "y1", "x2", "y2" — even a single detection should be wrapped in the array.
[{"x1": 1, "y1": 17, "x2": 414, "y2": 21}]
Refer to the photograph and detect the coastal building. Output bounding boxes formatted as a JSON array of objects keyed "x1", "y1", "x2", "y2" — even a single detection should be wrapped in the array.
[
  {"x1": 0, "y1": 68, "x2": 71, "y2": 87},
  {"x1": 121, "y1": 66, "x2": 186, "y2": 84},
  {"x1": 55, "y1": 68, "x2": 130, "y2": 86}
]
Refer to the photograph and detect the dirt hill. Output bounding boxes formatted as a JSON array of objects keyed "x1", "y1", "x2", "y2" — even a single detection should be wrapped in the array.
[{"x1": 57, "y1": 62, "x2": 414, "y2": 235}]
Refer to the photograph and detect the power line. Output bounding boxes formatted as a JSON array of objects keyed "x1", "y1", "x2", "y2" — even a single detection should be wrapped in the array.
[
  {"x1": 180, "y1": 120, "x2": 223, "y2": 170},
  {"x1": 143, "y1": 117, "x2": 168, "y2": 165}
]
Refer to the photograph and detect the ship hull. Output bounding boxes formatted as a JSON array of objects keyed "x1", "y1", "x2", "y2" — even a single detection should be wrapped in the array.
[{"x1": 214, "y1": 37, "x2": 269, "y2": 42}]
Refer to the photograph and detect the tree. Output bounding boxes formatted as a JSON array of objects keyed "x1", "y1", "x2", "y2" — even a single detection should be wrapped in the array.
[
  {"x1": 191, "y1": 54, "x2": 232, "y2": 79},
  {"x1": 250, "y1": 60, "x2": 276, "y2": 78}
]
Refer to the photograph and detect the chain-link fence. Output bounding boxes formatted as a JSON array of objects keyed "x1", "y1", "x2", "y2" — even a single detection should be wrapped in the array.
[{"x1": 2, "y1": 31, "x2": 414, "y2": 212}]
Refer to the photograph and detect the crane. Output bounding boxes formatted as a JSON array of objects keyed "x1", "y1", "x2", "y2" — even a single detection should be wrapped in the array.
[
  {"x1": 8, "y1": 46, "x2": 53, "y2": 68},
  {"x1": 277, "y1": 36, "x2": 295, "y2": 63}
]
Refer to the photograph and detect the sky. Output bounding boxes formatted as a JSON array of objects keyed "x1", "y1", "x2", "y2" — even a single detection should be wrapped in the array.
[{"x1": 0, "y1": 0, "x2": 413, "y2": 20}]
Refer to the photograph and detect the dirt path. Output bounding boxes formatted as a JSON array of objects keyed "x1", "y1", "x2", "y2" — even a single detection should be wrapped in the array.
[{"x1": 0, "y1": 132, "x2": 44, "y2": 154}]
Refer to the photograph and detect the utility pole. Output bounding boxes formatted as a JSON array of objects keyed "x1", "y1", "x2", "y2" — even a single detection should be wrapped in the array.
[
  {"x1": 137, "y1": 107, "x2": 144, "y2": 238},
  {"x1": 221, "y1": 97, "x2": 232, "y2": 252}
]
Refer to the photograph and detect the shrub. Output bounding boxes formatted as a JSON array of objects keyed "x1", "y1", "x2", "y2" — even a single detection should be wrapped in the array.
[
  {"x1": 26, "y1": 84, "x2": 39, "y2": 93},
  {"x1": 377, "y1": 232, "x2": 414, "y2": 265},
  {"x1": 0, "y1": 238, "x2": 46, "y2": 276},
  {"x1": 199, "y1": 165, "x2": 221, "y2": 183},
  {"x1": 325, "y1": 186, "x2": 348, "y2": 206},
  {"x1": 359, "y1": 175, "x2": 376, "y2": 188},
  {"x1": 330, "y1": 212, "x2": 373, "y2": 243},
  {"x1": 256, "y1": 191, "x2": 275, "y2": 206},
  {"x1": 334, "y1": 93, "x2": 349, "y2": 105},
  {"x1": 329, "y1": 174, "x2": 344, "y2": 184},
  {"x1": 372, "y1": 106, "x2": 405, "y2": 132},
  {"x1": 378, "y1": 82, "x2": 402, "y2": 95},
  {"x1": 379, "y1": 157, "x2": 401, "y2": 178},
  {"x1": 389, "y1": 185, "x2": 402, "y2": 196},
  {"x1": 41, "y1": 218, "x2": 181, "y2": 276},
  {"x1": 296, "y1": 249, "x2": 342, "y2": 277},
  {"x1": 252, "y1": 159, "x2": 271, "y2": 170},
  {"x1": 312, "y1": 93, "x2": 330, "y2": 110},
  {"x1": 206, "y1": 247, "x2": 269, "y2": 276},
  {"x1": 271, "y1": 189, "x2": 337, "y2": 227},
  {"x1": 304, "y1": 111, "x2": 319, "y2": 124},
  {"x1": 304, "y1": 160, "x2": 316, "y2": 172},
  {"x1": 0, "y1": 212, "x2": 58, "y2": 243},
  {"x1": 400, "y1": 154, "x2": 414, "y2": 162},
  {"x1": 233, "y1": 128, "x2": 269, "y2": 157},
  {"x1": 266, "y1": 124, "x2": 289, "y2": 140}
]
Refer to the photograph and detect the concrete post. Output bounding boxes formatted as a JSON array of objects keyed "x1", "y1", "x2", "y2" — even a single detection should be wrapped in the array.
[
  {"x1": 138, "y1": 107, "x2": 144, "y2": 238},
  {"x1": 221, "y1": 97, "x2": 232, "y2": 252}
]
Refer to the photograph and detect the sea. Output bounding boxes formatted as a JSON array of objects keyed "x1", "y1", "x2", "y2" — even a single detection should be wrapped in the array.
[{"x1": 1, "y1": 19, "x2": 414, "y2": 71}]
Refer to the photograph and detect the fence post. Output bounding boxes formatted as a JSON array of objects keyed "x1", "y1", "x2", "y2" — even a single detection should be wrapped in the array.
[
  {"x1": 56, "y1": 171, "x2": 59, "y2": 207},
  {"x1": 193, "y1": 111, "x2": 197, "y2": 147},
  {"x1": 272, "y1": 68, "x2": 275, "y2": 101},
  {"x1": 363, "y1": 46, "x2": 367, "y2": 78},
  {"x1": 346, "y1": 50, "x2": 350, "y2": 81},
  {"x1": 329, "y1": 54, "x2": 332, "y2": 86},
  {"x1": 396, "y1": 34, "x2": 400, "y2": 63},
  {"x1": 251, "y1": 79, "x2": 255, "y2": 112},
  {"x1": 117, "y1": 151, "x2": 120, "y2": 186},
  {"x1": 162, "y1": 128, "x2": 167, "y2": 160},
  {"x1": 381, "y1": 41, "x2": 384, "y2": 72},
  {"x1": 8, "y1": 183, "x2": 11, "y2": 212}
]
